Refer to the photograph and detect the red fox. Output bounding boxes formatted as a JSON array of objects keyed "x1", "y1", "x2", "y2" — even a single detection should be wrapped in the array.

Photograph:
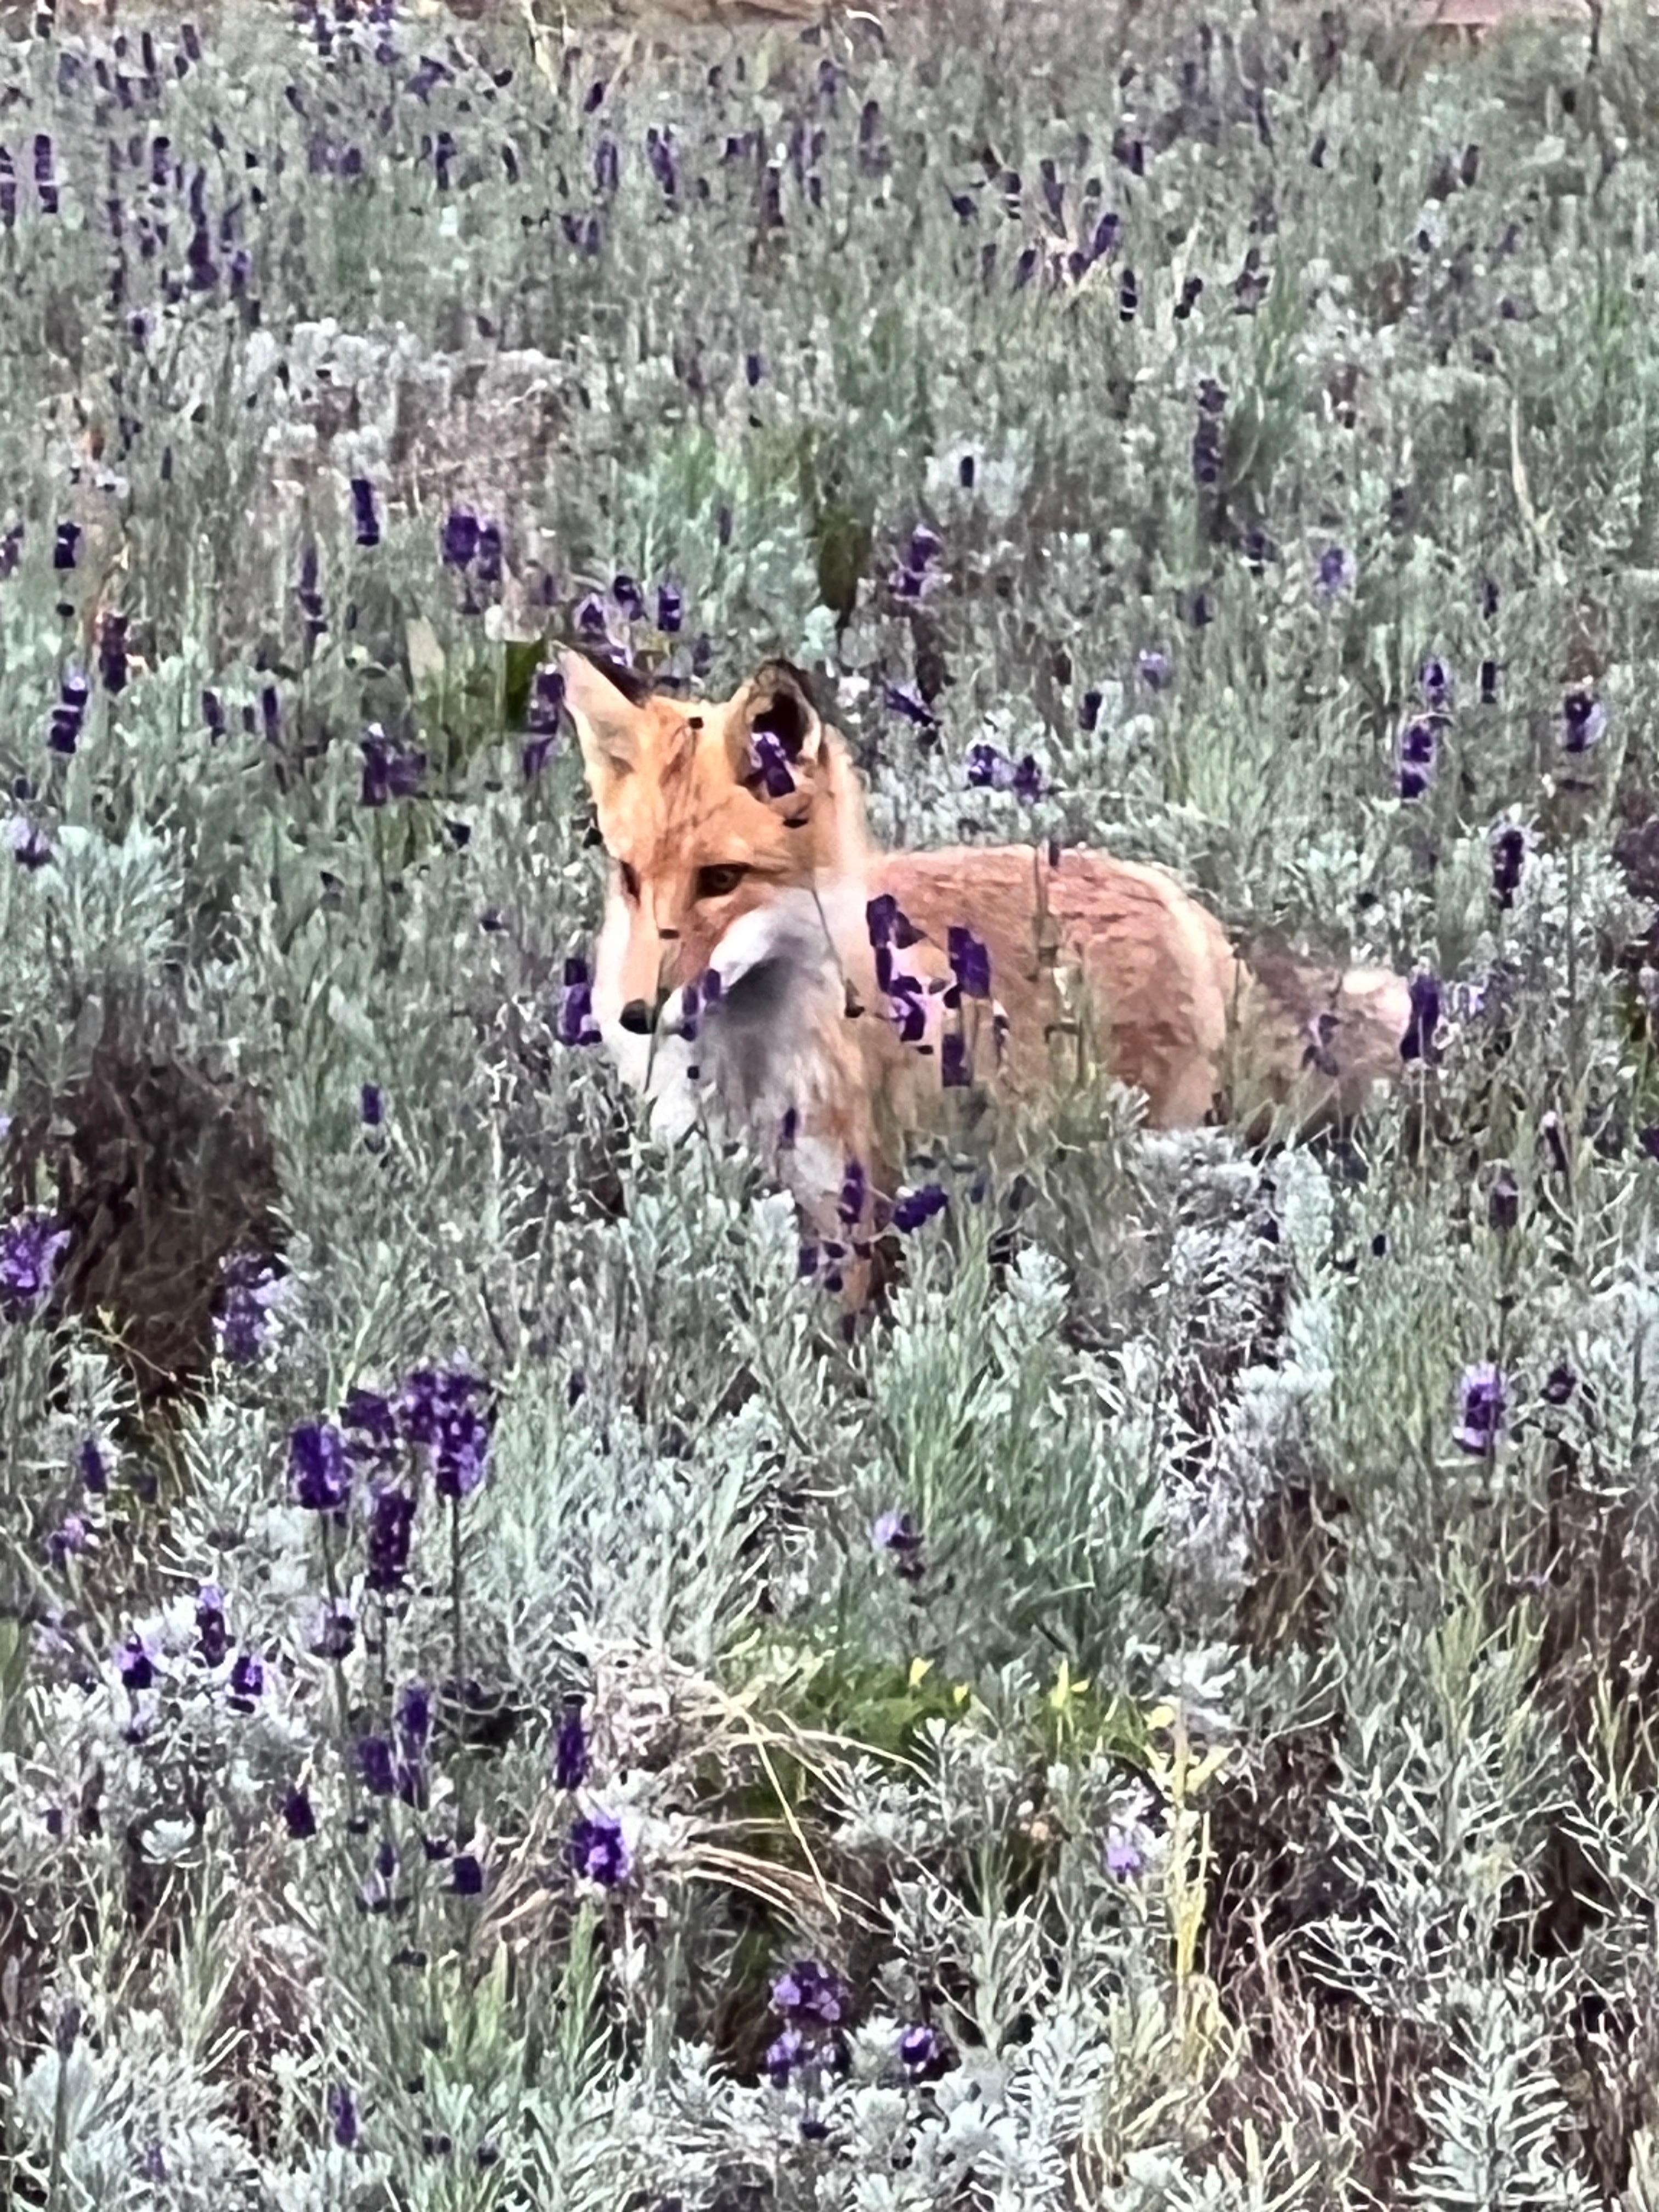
[{"x1": 564, "y1": 651, "x2": 1411, "y2": 1297}]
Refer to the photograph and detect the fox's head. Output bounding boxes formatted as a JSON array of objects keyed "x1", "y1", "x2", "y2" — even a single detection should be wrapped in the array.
[{"x1": 565, "y1": 651, "x2": 868, "y2": 1039}]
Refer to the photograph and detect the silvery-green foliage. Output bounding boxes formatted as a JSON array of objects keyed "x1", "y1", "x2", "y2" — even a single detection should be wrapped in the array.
[{"x1": 3, "y1": 0, "x2": 1659, "y2": 2200}]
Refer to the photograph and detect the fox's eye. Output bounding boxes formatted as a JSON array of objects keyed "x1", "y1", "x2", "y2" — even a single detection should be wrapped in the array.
[
  {"x1": 695, "y1": 864, "x2": 748, "y2": 901},
  {"x1": 618, "y1": 860, "x2": 641, "y2": 900}
]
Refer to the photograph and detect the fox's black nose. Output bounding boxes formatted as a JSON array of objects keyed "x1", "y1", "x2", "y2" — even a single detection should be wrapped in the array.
[{"x1": 619, "y1": 998, "x2": 656, "y2": 1035}]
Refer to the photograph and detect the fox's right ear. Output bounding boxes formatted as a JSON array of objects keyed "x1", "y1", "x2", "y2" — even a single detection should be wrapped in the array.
[{"x1": 561, "y1": 649, "x2": 647, "y2": 792}]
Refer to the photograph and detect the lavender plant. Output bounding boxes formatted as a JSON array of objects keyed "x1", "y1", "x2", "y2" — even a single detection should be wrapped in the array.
[{"x1": 2, "y1": 0, "x2": 1659, "y2": 2203}]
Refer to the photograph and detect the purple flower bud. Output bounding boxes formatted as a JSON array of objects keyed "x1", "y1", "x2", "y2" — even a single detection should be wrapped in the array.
[
  {"x1": 366, "y1": 1488, "x2": 416, "y2": 1591},
  {"x1": 329, "y1": 2085, "x2": 359, "y2": 2149},
  {"x1": 441, "y1": 507, "x2": 479, "y2": 567},
  {"x1": 1562, "y1": 691, "x2": 1606, "y2": 753},
  {"x1": 229, "y1": 1651, "x2": 264, "y2": 1703},
  {"x1": 52, "y1": 521, "x2": 81, "y2": 571},
  {"x1": 558, "y1": 956, "x2": 602, "y2": 1048},
  {"x1": 1315, "y1": 544, "x2": 1356, "y2": 596},
  {"x1": 1453, "y1": 1362, "x2": 1506, "y2": 1454},
  {"x1": 656, "y1": 582, "x2": 683, "y2": 633},
  {"x1": 475, "y1": 521, "x2": 503, "y2": 586},
  {"x1": 883, "y1": 682, "x2": 936, "y2": 730},
  {"x1": 360, "y1": 1083, "x2": 384, "y2": 1127},
  {"x1": 892, "y1": 1185, "x2": 948, "y2": 1233},
  {"x1": 966, "y1": 742, "x2": 1013, "y2": 790},
  {"x1": 567, "y1": 1810, "x2": 631, "y2": 1886},
  {"x1": 1400, "y1": 970, "x2": 1442, "y2": 1064},
  {"x1": 1491, "y1": 825, "x2": 1526, "y2": 907},
  {"x1": 290, "y1": 1421, "x2": 350, "y2": 1513},
  {"x1": 555, "y1": 1696, "x2": 589, "y2": 1789},
  {"x1": 350, "y1": 478, "x2": 380, "y2": 549},
  {"x1": 947, "y1": 926, "x2": 991, "y2": 1000},
  {"x1": 0, "y1": 1211, "x2": 71, "y2": 1318}
]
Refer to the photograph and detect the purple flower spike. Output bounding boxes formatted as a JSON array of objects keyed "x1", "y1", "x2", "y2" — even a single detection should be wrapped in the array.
[
  {"x1": 351, "y1": 477, "x2": 381, "y2": 549},
  {"x1": 1397, "y1": 717, "x2": 1440, "y2": 802},
  {"x1": 766, "y1": 2027, "x2": 805, "y2": 2085},
  {"x1": 558, "y1": 956, "x2": 602, "y2": 1048},
  {"x1": 1562, "y1": 691, "x2": 1607, "y2": 753},
  {"x1": 1419, "y1": 658, "x2": 1453, "y2": 713},
  {"x1": 656, "y1": 582, "x2": 683, "y2": 634},
  {"x1": 1400, "y1": 970, "x2": 1442, "y2": 1064},
  {"x1": 770, "y1": 1959, "x2": 849, "y2": 2027},
  {"x1": 947, "y1": 926, "x2": 991, "y2": 999},
  {"x1": 1316, "y1": 545, "x2": 1356, "y2": 597},
  {"x1": 966, "y1": 742, "x2": 1013, "y2": 790},
  {"x1": 612, "y1": 574, "x2": 645, "y2": 623},
  {"x1": 442, "y1": 507, "x2": 479, "y2": 567},
  {"x1": 52, "y1": 521, "x2": 81, "y2": 572},
  {"x1": 555, "y1": 1696, "x2": 589, "y2": 1790},
  {"x1": 1453, "y1": 1362, "x2": 1506, "y2": 1454},
  {"x1": 1491, "y1": 825, "x2": 1526, "y2": 907},
  {"x1": 892, "y1": 1184, "x2": 948, "y2": 1233},
  {"x1": 1, "y1": 1211, "x2": 71, "y2": 1319},
  {"x1": 290, "y1": 1421, "x2": 350, "y2": 1513},
  {"x1": 751, "y1": 730, "x2": 796, "y2": 799},
  {"x1": 883, "y1": 682, "x2": 937, "y2": 730},
  {"x1": 366, "y1": 1487, "x2": 416, "y2": 1591},
  {"x1": 567, "y1": 1810, "x2": 631, "y2": 1887},
  {"x1": 899, "y1": 2023, "x2": 952, "y2": 2077}
]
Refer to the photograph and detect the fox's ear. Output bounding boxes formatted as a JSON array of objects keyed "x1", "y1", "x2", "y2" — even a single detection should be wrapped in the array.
[
  {"x1": 727, "y1": 661, "x2": 826, "y2": 791},
  {"x1": 561, "y1": 648, "x2": 650, "y2": 791}
]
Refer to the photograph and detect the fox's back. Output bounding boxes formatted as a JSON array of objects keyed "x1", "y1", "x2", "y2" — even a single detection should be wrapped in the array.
[{"x1": 874, "y1": 844, "x2": 1239, "y2": 1127}]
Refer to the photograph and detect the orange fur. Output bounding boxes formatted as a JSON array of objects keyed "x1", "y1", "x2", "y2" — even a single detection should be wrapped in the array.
[{"x1": 565, "y1": 651, "x2": 1411, "y2": 1297}]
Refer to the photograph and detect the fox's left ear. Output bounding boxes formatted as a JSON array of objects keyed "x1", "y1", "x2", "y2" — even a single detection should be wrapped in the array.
[
  {"x1": 561, "y1": 648, "x2": 651, "y2": 795},
  {"x1": 727, "y1": 661, "x2": 826, "y2": 792}
]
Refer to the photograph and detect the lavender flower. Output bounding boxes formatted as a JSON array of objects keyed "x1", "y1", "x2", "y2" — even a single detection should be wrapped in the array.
[
  {"x1": 771, "y1": 1959, "x2": 849, "y2": 2027},
  {"x1": 555, "y1": 1696, "x2": 589, "y2": 1790},
  {"x1": 1491, "y1": 825, "x2": 1526, "y2": 907},
  {"x1": 1105, "y1": 1826, "x2": 1148, "y2": 1877},
  {"x1": 46, "y1": 1515, "x2": 88, "y2": 1569},
  {"x1": 966, "y1": 743, "x2": 1014, "y2": 790},
  {"x1": 1400, "y1": 971, "x2": 1441, "y2": 1064},
  {"x1": 283, "y1": 1788, "x2": 318, "y2": 1839},
  {"x1": 873, "y1": 1508, "x2": 926, "y2": 1582},
  {"x1": 1316, "y1": 545, "x2": 1357, "y2": 597},
  {"x1": 612, "y1": 574, "x2": 645, "y2": 623},
  {"x1": 52, "y1": 521, "x2": 80, "y2": 571},
  {"x1": 1397, "y1": 717, "x2": 1440, "y2": 802},
  {"x1": 0, "y1": 1211, "x2": 70, "y2": 1319},
  {"x1": 398, "y1": 1367, "x2": 494, "y2": 1499},
  {"x1": 291, "y1": 1421, "x2": 351, "y2": 1513},
  {"x1": 366, "y1": 1488, "x2": 416, "y2": 1590},
  {"x1": 558, "y1": 957, "x2": 602, "y2": 1047},
  {"x1": 8, "y1": 816, "x2": 52, "y2": 869},
  {"x1": 48, "y1": 668, "x2": 90, "y2": 755},
  {"x1": 751, "y1": 731, "x2": 797, "y2": 799},
  {"x1": 568, "y1": 1810, "x2": 631, "y2": 1887},
  {"x1": 78, "y1": 1437, "x2": 110, "y2": 1494},
  {"x1": 892, "y1": 1184, "x2": 948, "y2": 1233},
  {"x1": 1488, "y1": 1167, "x2": 1519, "y2": 1233},
  {"x1": 766, "y1": 2028, "x2": 805, "y2": 2085},
  {"x1": 350, "y1": 478, "x2": 380, "y2": 549},
  {"x1": 196, "y1": 1585, "x2": 230, "y2": 1667},
  {"x1": 947, "y1": 926, "x2": 991, "y2": 1000},
  {"x1": 883, "y1": 682, "x2": 937, "y2": 731},
  {"x1": 898, "y1": 2023, "x2": 951, "y2": 2077},
  {"x1": 442, "y1": 507, "x2": 480, "y2": 567},
  {"x1": 329, "y1": 2085, "x2": 359, "y2": 2149},
  {"x1": 229, "y1": 1651, "x2": 264, "y2": 1704},
  {"x1": 214, "y1": 1254, "x2": 284, "y2": 1362},
  {"x1": 1562, "y1": 690, "x2": 1606, "y2": 753},
  {"x1": 359, "y1": 724, "x2": 426, "y2": 806},
  {"x1": 656, "y1": 582, "x2": 683, "y2": 633},
  {"x1": 1453, "y1": 1362, "x2": 1506, "y2": 1454}
]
